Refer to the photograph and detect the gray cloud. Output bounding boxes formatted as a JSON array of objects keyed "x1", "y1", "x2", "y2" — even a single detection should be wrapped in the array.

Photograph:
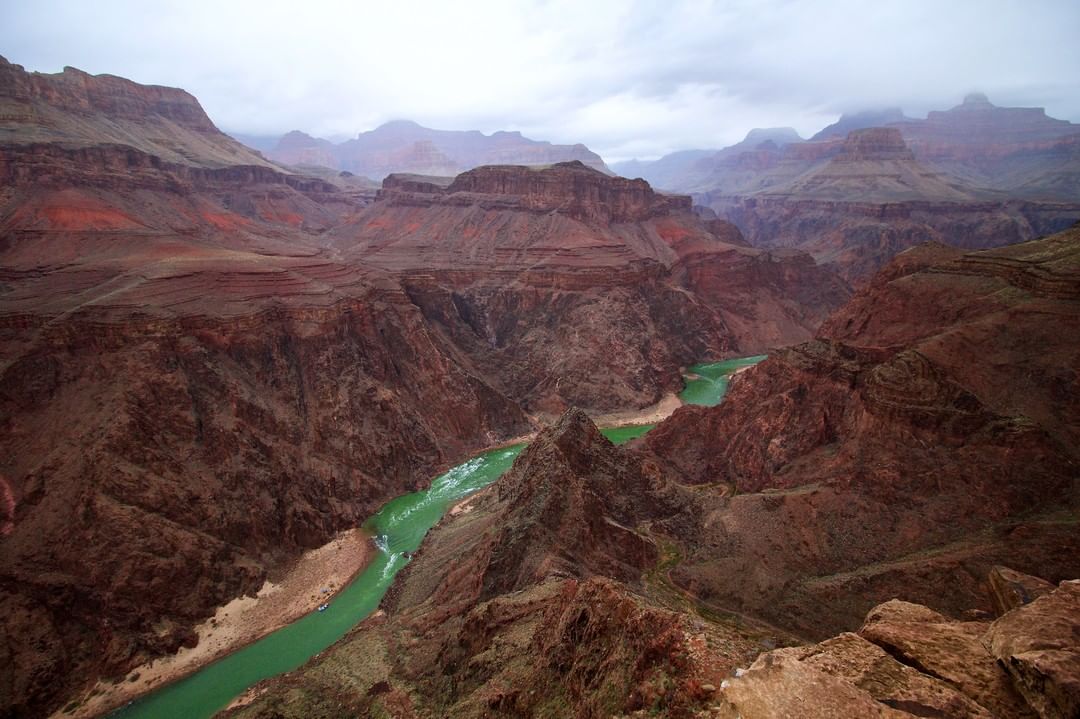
[{"x1": 3, "y1": 0, "x2": 1079, "y2": 162}]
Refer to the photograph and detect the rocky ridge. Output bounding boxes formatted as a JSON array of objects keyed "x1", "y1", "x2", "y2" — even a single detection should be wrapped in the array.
[{"x1": 0, "y1": 56, "x2": 274, "y2": 170}]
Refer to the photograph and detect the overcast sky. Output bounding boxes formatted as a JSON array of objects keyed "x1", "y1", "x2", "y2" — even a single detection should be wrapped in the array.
[{"x1": 3, "y1": 0, "x2": 1079, "y2": 162}]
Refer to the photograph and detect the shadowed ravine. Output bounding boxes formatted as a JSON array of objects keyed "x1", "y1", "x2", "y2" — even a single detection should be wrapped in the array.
[{"x1": 110, "y1": 357, "x2": 763, "y2": 719}]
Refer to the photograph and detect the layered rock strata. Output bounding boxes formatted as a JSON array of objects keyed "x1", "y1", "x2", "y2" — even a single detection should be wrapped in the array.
[{"x1": 333, "y1": 161, "x2": 849, "y2": 414}]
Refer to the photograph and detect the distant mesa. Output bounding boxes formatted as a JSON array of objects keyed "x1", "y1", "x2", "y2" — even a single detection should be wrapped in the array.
[
  {"x1": 261, "y1": 120, "x2": 611, "y2": 179},
  {"x1": 377, "y1": 160, "x2": 691, "y2": 224}
]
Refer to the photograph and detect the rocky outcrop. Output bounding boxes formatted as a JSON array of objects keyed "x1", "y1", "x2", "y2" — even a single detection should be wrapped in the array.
[
  {"x1": 983, "y1": 580, "x2": 1080, "y2": 719},
  {"x1": 265, "y1": 119, "x2": 611, "y2": 178},
  {"x1": 717, "y1": 577, "x2": 1080, "y2": 718},
  {"x1": 859, "y1": 600, "x2": 1036, "y2": 717},
  {"x1": 835, "y1": 127, "x2": 914, "y2": 162},
  {"x1": 481, "y1": 409, "x2": 680, "y2": 594},
  {"x1": 988, "y1": 566, "x2": 1057, "y2": 616}
]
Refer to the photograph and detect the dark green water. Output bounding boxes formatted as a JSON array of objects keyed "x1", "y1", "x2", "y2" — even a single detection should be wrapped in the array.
[
  {"x1": 112, "y1": 356, "x2": 761, "y2": 718},
  {"x1": 678, "y1": 355, "x2": 767, "y2": 406}
]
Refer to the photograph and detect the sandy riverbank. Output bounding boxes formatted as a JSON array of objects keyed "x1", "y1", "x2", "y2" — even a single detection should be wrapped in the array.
[
  {"x1": 60, "y1": 529, "x2": 376, "y2": 719},
  {"x1": 589, "y1": 392, "x2": 683, "y2": 428},
  {"x1": 509, "y1": 392, "x2": 685, "y2": 447}
]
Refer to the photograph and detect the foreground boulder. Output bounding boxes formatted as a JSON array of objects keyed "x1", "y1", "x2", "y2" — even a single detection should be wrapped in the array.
[
  {"x1": 989, "y1": 565, "x2": 1058, "y2": 616},
  {"x1": 716, "y1": 576, "x2": 1079, "y2": 719}
]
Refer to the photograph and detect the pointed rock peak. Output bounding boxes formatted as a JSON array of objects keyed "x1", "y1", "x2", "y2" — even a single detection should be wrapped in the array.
[
  {"x1": 545, "y1": 407, "x2": 608, "y2": 452},
  {"x1": 512, "y1": 406, "x2": 611, "y2": 471},
  {"x1": 274, "y1": 130, "x2": 329, "y2": 151}
]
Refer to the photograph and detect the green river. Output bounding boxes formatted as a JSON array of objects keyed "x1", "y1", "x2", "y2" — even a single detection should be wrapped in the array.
[{"x1": 112, "y1": 355, "x2": 764, "y2": 719}]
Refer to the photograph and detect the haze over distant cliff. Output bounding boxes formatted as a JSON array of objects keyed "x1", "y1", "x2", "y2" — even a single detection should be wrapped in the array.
[{"x1": 255, "y1": 120, "x2": 611, "y2": 180}]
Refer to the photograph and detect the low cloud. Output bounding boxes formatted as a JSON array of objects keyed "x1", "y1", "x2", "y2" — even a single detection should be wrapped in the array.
[{"x1": 3, "y1": 0, "x2": 1078, "y2": 162}]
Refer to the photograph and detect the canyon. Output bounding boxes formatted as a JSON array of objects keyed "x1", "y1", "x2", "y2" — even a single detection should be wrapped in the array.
[
  {"x1": 0, "y1": 51, "x2": 1077, "y2": 719},
  {"x1": 224, "y1": 229, "x2": 1080, "y2": 718},
  {"x1": 0, "y1": 58, "x2": 847, "y2": 717}
]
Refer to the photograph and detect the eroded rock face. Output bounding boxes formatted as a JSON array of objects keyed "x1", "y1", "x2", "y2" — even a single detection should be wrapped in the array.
[
  {"x1": 836, "y1": 127, "x2": 914, "y2": 161},
  {"x1": 859, "y1": 600, "x2": 1036, "y2": 717},
  {"x1": 635, "y1": 94, "x2": 1080, "y2": 281},
  {"x1": 0, "y1": 59, "x2": 850, "y2": 716},
  {"x1": 0, "y1": 56, "x2": 273, "y2": 169},
  {"x1": 443, "y1": 161, "x2": 691, "y2": 223},
  {"x1": 0, "y1": 289, "x2": 531, "y2": 717},
  {"x1": 482, "y1": 409, "x2": 683, "y2": 595},
  {"x1": 698, "y1": 126, "x2": 1079, "y2": 281}
]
